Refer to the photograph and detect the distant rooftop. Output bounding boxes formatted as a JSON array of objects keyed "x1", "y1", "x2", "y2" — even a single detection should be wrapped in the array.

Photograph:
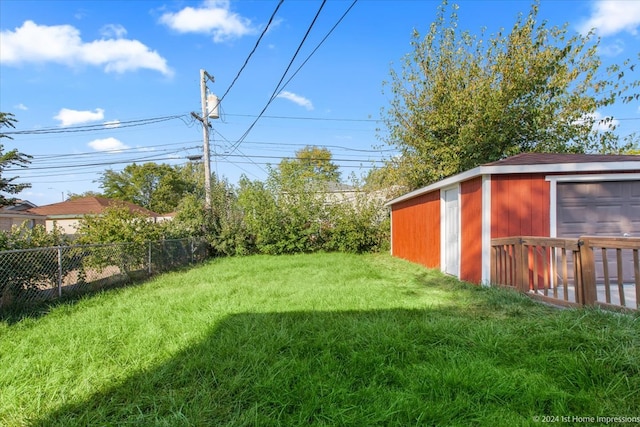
[{"x1": 28, "y1": 197, "x2": 159, "y2": 217}]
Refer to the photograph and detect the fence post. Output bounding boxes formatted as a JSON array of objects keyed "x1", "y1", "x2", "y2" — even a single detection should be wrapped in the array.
[
  {"x1": 579, "y1": 238, "x2": 597, "y2": 306},
  {"x1": 57, "y1": 246, "x2": 63, "y2": 298},
  {"x1": 191, "y1": 239, "x2": 195, "y2": 264}
]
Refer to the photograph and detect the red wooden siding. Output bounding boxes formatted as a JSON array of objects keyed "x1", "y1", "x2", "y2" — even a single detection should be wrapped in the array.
[
  {"x1": 491, "y1": 174, "x2": 550, "y2": 238},
  {"x1": 460, "y1": 177, "x2": 483, "y2": 283},
  {"x1": 391, "y1": 192, "x2": 440, "y2": 268}
]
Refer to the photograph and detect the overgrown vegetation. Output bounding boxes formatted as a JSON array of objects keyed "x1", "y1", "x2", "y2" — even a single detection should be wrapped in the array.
[
  {"x1": 378, "y1": 0, "x2": 640, "y2": 190},
  {"x1": 1, "y1": 253, "x2": 637, "y2": 426},
  {"x1": 0, "y1": 223, "x2": 70, "y2": 251},
  {"x1": 60, "y1": 146, "x2": 390, "y2": 256}
]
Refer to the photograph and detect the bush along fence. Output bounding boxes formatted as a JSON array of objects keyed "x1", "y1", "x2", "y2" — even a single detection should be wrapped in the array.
[
  {"x1": 491, "y1": 236, "x2": 640, "y2": 311},
  {"x1": 0, "y1": 238, "x2": 209, "y2": 311}
]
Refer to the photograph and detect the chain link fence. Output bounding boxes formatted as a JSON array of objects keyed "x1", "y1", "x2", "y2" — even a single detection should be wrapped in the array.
[{"x1": 0, "y1": 238, "x2": 209, "y2": 311}]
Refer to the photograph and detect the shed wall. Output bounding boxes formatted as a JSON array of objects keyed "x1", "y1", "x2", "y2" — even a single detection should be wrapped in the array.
[
  {"x1": 491, "y1": 174, "x2": 550, "y2": 238},
  {"x1": 460, "y1": 177, "x2": 483, "y2": 283},
  {"x1": 391, "y1": 192, "x2": 440, "y2": 268}
]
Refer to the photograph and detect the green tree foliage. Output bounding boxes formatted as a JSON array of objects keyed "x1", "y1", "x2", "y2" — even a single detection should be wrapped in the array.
[
  {"x1": 99, "y1": 163, "x2": 199, "y2": 214},
  {"x1": 67, "y1": 191, "x2": 103, "y2": 200},
  {"x1": 238, "y1": 157, "x2": 389, "y2": 255},
  {"x1": 278, "y1": 146, "x2": 341, "y2": 184},
  {"x1": 73, "y1": 205, "x2": 161, "y2": 275},
  {"x1": 0, "y1": 113, "x2": 32, "y2": 207},
  {"x1": 75, "y1": 204, "x2": 161, "y2": 245},
  {"x1": 239, "y1": 148, "x2": 342, "y2": 254},
  {"x1": 325, "y1": 190, "x2": 390, "y2": 254},
  {"x1": 381, "y1": 1, "x2": 639, "y2": 189},
  {"x1": 240, "y1": 163, "x2": 335, "y2": 254},
  {"x1": 165, "y1": 177, "x2": 247, "y2": 256},
  {"x1": 0, "y1": 222, "x2": 70, "y2": 251}
]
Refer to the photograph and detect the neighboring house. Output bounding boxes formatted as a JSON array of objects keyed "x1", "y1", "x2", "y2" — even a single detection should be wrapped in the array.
[
  {"x1": 385, "y1": 153, "x2": 640, "y2": 284},
  {"x1": 0, "y1": 200, "x2": 46, "y2": 232},
  {"x1": 317, "y1": 182, "x2": 402, "y2": 209},
  {"x1": 27, "y1": 196, "x2": 161, "y2": 235}
]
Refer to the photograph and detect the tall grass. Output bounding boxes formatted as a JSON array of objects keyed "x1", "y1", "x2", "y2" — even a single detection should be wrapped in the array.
[{"x1": 1, "y1": 253, "x2": 638, "y2": 426}]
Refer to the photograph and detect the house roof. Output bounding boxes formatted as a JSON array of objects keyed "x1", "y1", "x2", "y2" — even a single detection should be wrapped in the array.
[
  {"x1": 386, "y1": 153, "x2": 640, "y2": 207},
  {"x1": 0, "y1": 199, "x2": 38, "y2": 211},
  {"x1": 27, "y1": 197, "x2": 160, "y2": 217},
  {"x1": 0, "y1": 210, "x2": 46, "y2": 219}
]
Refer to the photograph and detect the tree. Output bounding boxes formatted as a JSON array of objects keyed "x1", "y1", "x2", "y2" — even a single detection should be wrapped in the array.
[
  {"x1": 99, "y1": 162, "x2": 196, "y2": 214},
  {"x1": 1, "y1": 112, "x2": 32, "y2": 207},
  {"x1": 75, "y1": 203, "x2": 161, "y2": 244},
  {"x1": 381, "y1": 1, "x2": 639, "y2": 189},
  {"x1": 278, "y1": 146, "x2": 341, "y2": 185},
  {"x1": 67, "y1": 191, "x2": 104, "y2": 200}
]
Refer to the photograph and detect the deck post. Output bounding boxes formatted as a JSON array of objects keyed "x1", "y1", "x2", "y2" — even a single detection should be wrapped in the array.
[
  {"x1": 518, "y1": 239, "x2": 528, "y2": 292},
  {"x1": 579, "y1": 238, "x2": 597, "y2": 306}
]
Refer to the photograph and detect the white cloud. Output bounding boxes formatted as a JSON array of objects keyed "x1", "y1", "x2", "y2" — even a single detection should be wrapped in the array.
[
  {"x1": 100, "y1": 24, "x2": 127, "y2": 39},
  {"x1": 0, "y1": 20, "x2": 172, "y2": 76},
  {"x1": 88, "y1": 137, "x2": 129, "y2": 152},
  {"x1": 54, "y1": 108, "x2": 105, "y2": 127},
  {"x1": 276, "y1": 91, "x2": 314, "y2": 110},
  {"x1": 103, "y1": 120, "x2": 121, "y2": 129},
  {"x1": 159, "y1": 0, "x2": 254, "y2": 42},
  {"x1": 15, "y1": 103, "x2": 28, "y2": 111},
  {"x1": 598, "y1": 38, "x2": 625, "y2": 56},
  {"x1": 577, "y1": 111, "x2": 620, "y2": 132},
  {"x1": 578, "y1": 0, "x2": 640, "y2": 36}
]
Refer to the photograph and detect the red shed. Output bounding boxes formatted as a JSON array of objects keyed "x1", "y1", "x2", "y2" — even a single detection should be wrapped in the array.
[{"x1": 385, "y1": 153, "x2": 640, "y2": 284}]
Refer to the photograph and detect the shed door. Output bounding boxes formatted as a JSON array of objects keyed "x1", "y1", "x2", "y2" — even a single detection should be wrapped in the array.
[
  {"x1": 557, "y1": 180, "x2": 639, "y2": 285},
  {"x1": 557, "y1": 181, "x2": 640, "y2": 237},
  {"x1": 443, "y1": 188, "x2": 460, "y2": 276}
]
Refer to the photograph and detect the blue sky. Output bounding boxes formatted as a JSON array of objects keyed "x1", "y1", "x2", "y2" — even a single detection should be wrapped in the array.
[{"x1": 1, "y1": 0, "x2": 639, "y2": 206}]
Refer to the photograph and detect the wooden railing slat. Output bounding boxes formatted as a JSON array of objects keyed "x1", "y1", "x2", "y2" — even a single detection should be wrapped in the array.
[
  {"x1": 490, "y1": 236, "x2": 639, "y2": 311},
  {"x1": 602, "y1": 248, "x2": 611, "y2": 304},
  {"x1": 616, "y1": 248, "x2": 626, "y2": 307}
]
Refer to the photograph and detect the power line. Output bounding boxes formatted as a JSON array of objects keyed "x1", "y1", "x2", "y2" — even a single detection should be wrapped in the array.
[
  {"x1": 274, "y1": 0, "x2": 359, "y2": 103},
  {"x1": 227, "y1": 0, "x2": 328, "y2": 154},
  {"x1": 6, "y1": 149, "x2": 191, "y2": 172},
  {"x1": 31, "y1": 141, "x2": 201, "y2": 160},
  {"x1": 4, "y1": 114, "x2": 189, "y2": 135},
  {"x1": 224, "y1": 113, "x2": 378, "y2": 122},
  {"x1": 217, "y1": 0, "x2": 285, "y2": 106}
]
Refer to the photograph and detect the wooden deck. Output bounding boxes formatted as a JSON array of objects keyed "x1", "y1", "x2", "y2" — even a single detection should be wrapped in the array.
[{"x1": 491, "y1": 236, "x2": 640, "y2": 311}]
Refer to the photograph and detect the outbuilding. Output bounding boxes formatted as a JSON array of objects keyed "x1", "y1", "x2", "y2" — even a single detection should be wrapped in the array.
[{"x1": 385, "y1": 153, "x2": 640, "y2": 284}]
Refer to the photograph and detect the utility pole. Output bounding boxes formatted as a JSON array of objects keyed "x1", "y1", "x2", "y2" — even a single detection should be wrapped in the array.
[{"x1": 191, "y1": 69, "x2": 218, "y2": 211}]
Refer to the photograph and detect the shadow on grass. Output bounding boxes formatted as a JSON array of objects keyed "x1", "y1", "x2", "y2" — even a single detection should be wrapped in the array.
[{"x1": 33, "y1": 305, "x2": 637, "y2": 427}]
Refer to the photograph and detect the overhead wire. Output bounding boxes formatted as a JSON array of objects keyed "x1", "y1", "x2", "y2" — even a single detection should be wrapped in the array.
[
  {"x1": 6, "y1": 148, "x2": 192, "y2": 172},
  {"x1": 272, "y1": 0, "x2": 359, "y2": 105},
  {"x1": 225, "y1": 113, "x2": 377, "y2": 122},
  {"x1": 225, "y1": 0, "x2": 329, "y2": 155},
  {"x1": 216, "y1": 0, "x2": 285, "y2": 106},
  {"x1": 3, "y1": 114, "x2": 189, "y2": 135},
  {"x1": 8, "y1": 1, "x2": 374, "y2": 186}
]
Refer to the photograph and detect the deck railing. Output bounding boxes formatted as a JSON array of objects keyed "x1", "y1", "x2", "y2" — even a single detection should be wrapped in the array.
[{"x1": 491, "y1": 236, "x2": 640, "y2": 311}]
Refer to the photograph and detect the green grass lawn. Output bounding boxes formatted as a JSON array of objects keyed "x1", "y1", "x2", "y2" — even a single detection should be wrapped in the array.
[{"x1": 1, "y1": 253, "x2": 638, "y2": 426}]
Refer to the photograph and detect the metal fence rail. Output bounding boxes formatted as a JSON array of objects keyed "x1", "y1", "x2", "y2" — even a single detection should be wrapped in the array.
[{"x1": 0, "y1": 238, "x2": 209, "y2": 311}]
